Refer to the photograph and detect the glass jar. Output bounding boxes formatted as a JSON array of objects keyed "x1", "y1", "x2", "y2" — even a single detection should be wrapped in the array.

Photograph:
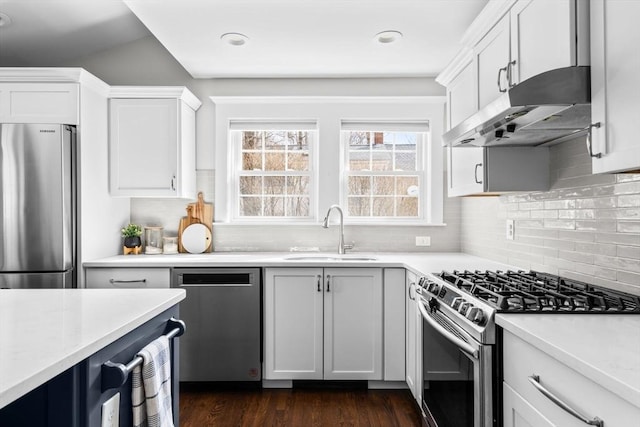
[
  {"x1": 144, "y1": 226, "x2": 163, "y2": 254},
  {"x1": 163, "y1": 236, "x2": 178, "y2": 254}
]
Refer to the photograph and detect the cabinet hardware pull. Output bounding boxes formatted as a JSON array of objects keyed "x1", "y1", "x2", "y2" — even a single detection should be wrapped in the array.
[
  {"x1": 408, "y1": 282, "x2": 415, "y2": 301},
  {"x1": 507, "y1": 60, "x2": 517, "y2": 88},
  {"x1": 326, "y1": 275, "x2": 331, "y2": 292},
  {"x1": 109, "y1": 279, "x2": 147, "y2": 284},
  {"x1": 497, "y1": 65, "x2": 508, "y2": 93},
  {"x1": 171, "y1": 175, "x2": 176, "y2": 191},
  {"x1": 528, "y1": 375, "x2": 603, "y2": 426},
  {"x1": 474, "y1": 163, "x2": 483, "y2": 184},
  {"x1": 586, "y1": 122, "x2": 602, "y2": 159},
  {"x1": 317, "y1": 275, "x2": 322, "y2": 292}
]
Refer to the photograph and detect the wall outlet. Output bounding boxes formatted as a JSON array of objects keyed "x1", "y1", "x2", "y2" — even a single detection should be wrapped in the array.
[
  {"x1": 506, "y1": 220, "x2": 515, "y2": 240},
  {"x1": 415, "y1": 236, "x2": 431, "y2": 246},
  {"x1": 101, "y1": 392, "x2": 120, "y2": 427}
]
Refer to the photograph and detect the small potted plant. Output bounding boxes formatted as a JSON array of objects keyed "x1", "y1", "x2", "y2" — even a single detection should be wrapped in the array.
[{"x1": 121, "y1": 223, "x2": 143, "y2": 255}]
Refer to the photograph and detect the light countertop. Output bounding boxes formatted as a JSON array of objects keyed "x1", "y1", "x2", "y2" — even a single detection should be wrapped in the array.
[
  {"x1": 83, "y1": 251, "x2": 514, "y2": 275},
  {"x1": 0, "y1": 288, "x2": 185, "y2": 409},
  {"x1": 497, "y1": 314, "x2": 640, "y2": 408}
]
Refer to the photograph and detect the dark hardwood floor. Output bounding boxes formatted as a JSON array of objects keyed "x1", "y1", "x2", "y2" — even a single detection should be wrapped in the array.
[{"x1": 179, "y1": 382, "x2": 424, "y2": 427}]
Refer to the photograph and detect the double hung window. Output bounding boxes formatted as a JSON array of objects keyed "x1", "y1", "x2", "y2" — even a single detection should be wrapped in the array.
[
  {"x1": 230, "y1": 122, "x2": 316, "y2": 220},
  {"x1": 341, "y1": 122, "x2": 429, "y2": 221}
]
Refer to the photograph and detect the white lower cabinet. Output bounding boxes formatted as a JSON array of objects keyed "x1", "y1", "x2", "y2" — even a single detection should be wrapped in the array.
[
  {"x1": 264, "y1": 267, "x2": 383, "y2": 381},
  {"x1": 503, "y1": 330, "x2": 640, "y2": 427}
]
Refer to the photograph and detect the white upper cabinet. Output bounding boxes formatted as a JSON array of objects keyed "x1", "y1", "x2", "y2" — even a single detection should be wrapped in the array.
[
  {"x1": 108, "y1": 87, "x2": 201, "y2": 198},
  {"x1": 475, "y1": 13, "x2": 511, "y2": 110},
  {"x1": 509, "y1": 0, "x2": 581, "y2": 85},
  {"x1": 0, "y1": 83, "x2": 78, "y2": 124},
  {"x1": 446, "y1": 56, "x2": 477, "y2": 130},
  {"x1": 590, "y1": 0, "x2": 640, "y2": 173}
]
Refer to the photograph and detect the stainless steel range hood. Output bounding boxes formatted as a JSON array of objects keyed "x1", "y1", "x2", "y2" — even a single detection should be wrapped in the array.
[{"x1": 442, "y1": 66, "x2": 591, "y2": 147}]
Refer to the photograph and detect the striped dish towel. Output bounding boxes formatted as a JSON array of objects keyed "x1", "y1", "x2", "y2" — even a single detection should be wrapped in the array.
[{"x1": 132, "y1": 335, "x2": 175, "y2": 427}]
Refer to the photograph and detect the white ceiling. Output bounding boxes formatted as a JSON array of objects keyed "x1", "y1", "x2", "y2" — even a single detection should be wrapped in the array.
[
  {"x1": 0, "y1": 0, "x2": 488, "y2": 78},
  {"x1": 0, "y1": 0, "x2": 151, "y2": 66}
]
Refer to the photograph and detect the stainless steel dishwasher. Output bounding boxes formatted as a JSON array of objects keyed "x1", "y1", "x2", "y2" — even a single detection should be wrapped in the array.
[{"x1": 172, "y1": 268, "x2": 261, "y2": 382}]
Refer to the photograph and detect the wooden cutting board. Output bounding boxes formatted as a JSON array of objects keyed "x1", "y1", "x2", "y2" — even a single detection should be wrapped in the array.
[{"x1": 178, "y1": 192, "x2": 214, "y2": 253}]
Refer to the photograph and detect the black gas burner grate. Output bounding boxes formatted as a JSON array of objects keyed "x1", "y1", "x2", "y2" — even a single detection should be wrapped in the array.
[{"x1": 436, "y1": 270, "x2": 640, "y2": 313}]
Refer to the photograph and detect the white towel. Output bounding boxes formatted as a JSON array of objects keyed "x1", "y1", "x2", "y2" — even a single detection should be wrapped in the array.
[{"x1": 131, "y1": 335, "x2": 175, "y2": 427}]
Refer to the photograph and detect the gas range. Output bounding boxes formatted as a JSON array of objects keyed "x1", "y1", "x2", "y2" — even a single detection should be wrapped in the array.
[{"x1": 418, "y1": 270, "x2": 640, "y2": 345}]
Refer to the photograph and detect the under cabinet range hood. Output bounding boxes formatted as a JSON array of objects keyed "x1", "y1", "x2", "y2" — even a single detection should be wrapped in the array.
[{"x1": 443, "y1": 66, "x2": 591, "y2": 147}]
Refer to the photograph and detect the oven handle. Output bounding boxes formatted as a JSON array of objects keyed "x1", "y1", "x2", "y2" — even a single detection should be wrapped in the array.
[
  {"x1": 528, "y1": 375, "x2": 603, "y2": 426},
  {"x1": 417, "y1": 298, "x2": 479, "y2": 359}
]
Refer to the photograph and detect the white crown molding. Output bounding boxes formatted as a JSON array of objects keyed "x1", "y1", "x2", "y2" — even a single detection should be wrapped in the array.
[
  {"x1": 109, "y1": 86, "x2": 202, "y2": 110},
  {"x1": 435, "y1": 48, "x2": 473, "y2": 86},
  {"x1": 0, "y1": 67, "x2": 110, "y2": 95}
]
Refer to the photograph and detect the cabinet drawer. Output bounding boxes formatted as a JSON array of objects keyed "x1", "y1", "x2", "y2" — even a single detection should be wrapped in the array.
[
  {"x1": 503, "y1": 330, "x2": 640, "y2": 427},
  {"x1": 85, "y1": 268, "x2": 170, "y2": 289}
]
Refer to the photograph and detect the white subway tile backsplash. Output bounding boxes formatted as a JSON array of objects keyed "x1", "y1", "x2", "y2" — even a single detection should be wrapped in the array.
[{"x1": 461, "y1": 138, "x2": 640, "y2": 294}]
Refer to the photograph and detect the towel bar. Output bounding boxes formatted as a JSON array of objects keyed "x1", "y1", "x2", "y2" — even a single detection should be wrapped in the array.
[{"x1": 101, "y1": 317, "x2": 186, "y2": 392}]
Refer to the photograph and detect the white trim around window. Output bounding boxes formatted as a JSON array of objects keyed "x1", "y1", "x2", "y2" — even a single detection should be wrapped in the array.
[{"x1": 211, "y1": 96, "x2": 445, "y2": 225}]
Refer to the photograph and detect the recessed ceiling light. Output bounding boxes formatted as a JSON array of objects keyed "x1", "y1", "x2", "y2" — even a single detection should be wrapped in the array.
[
  {"x1": 0, "y1": 12, "x2": 12, "y2": 28},
  {"x1": 375, "y1": 30, "x2": 403, "y2": 44},
  {"x1": 220, "y1": 32, "x2": 249, "y2": 46}
]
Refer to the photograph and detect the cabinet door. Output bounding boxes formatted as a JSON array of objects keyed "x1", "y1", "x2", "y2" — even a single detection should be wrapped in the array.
[
  {"x1": 383, "y1": 268, "x2": 406, "y2": 381},
  {"x1": 447, "y1": 59, "x2": 477, "y2": 130},
  {"x1": 323, "y1": 268, "x2": 383, "y2": 380},
  {"x1": 474, "y1": 14, "x2": 511, "y2": 109},
  {"x1": 405, "y1": 272, "x2": 418, "y2": 398},
  {"x1": 591, "y1": 0, "x2": 640, "y2": 173},
  {"x1": 510, "y1": 0, "x2": 576, "y2": 86},
  {"x1": 503, "y1": 383, "x2": 554, "y2": 427},
  {"x1": 109, "y1": 98, "x2": 179, "y2": 197},
  {"x1": 447, "y1": 146, "x2": 485, "y2": 197},
  {"x1": 263, "y1": 268, "x2": 324, "y2": 380},
  {"x1": 0, "y1": 83, "x2": 78, "y2": 124}
]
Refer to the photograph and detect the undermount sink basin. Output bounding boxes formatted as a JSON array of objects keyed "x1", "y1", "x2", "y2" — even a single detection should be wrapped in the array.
[{"x1": 284, "y1": 255, "x2": 378, "y2": 261}]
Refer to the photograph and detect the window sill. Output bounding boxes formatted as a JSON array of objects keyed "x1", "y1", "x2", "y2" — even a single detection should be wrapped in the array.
[{"x1": 213, "y1": 220, "x2": 447, "y2": 227}]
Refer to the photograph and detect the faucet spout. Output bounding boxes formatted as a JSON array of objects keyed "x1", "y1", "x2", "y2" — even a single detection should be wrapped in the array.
[{"x1": 322, "y1": 205, "x2": 350, "y2": 254}]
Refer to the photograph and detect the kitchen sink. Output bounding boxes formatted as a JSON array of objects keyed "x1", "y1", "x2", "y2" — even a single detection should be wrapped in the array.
[{"x1": 284, "y1": 255, "x2": 378, "y2": 261}]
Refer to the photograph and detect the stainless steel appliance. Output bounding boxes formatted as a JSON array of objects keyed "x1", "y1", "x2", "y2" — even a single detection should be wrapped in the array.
[
  {"x1": 172, "y1": 268, "x2": 261, "y2": 382},
  {"x1": 416, "y1": 270, "x2": 640, "y2": 427},
  {"x1": 0, "y1": 124, "x2": 76, "y2": 289}
]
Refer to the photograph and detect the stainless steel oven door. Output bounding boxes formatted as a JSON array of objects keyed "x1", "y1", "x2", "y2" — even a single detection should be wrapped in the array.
[{"x1": 418, "y1": 296, "x2": 493, "y2": 427}]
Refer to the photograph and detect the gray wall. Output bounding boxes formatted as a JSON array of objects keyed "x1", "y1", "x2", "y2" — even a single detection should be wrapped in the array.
[
  {"x1": 461, "y1": 137, "x2": 640, "y2": 295},
  {"x1": 66, "y1": 36, "x2": 461, "y2": 253}
]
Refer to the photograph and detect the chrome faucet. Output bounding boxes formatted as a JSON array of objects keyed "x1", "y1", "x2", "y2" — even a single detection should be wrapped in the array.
[{"x1": 322, "y1": 205, "x2": 353, "y2": 254}]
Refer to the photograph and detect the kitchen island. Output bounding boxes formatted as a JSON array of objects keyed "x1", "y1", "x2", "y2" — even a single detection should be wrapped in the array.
[{"x1": 0, "y1": 288, "x2": 185, "y2": 426}]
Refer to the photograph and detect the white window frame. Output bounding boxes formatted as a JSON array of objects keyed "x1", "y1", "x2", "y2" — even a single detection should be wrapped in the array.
[
  {"x1": 211, "y1": 96, "x2": 444, "y2": 226},
  {"x1": 340, "y1": 122, "x2": 430, "y2": 223},
  {"x1": 229, "y1": 123, "x2": 317, "y2": 222}
]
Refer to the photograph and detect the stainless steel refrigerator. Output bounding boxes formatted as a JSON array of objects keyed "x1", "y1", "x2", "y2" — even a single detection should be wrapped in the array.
[{"x1": 0, "y1": 123, "x2": 76, "y2": 289}]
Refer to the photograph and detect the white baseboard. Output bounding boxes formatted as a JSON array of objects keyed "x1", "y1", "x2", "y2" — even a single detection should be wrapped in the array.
[{"x1": 262, "y1": 379, "x2": 293, "y2": 389}]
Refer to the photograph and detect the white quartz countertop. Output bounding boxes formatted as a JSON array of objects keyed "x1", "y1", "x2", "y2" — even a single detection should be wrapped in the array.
[
  {"x1": 83, "y1": 251, "x2": 514, "y2": 275},
  {"x1": 0, "y1": 288, "x2": 185, "y2": 409},
  {"x1": 497, "y1": 314, "x2": 640, "y2": 408}
]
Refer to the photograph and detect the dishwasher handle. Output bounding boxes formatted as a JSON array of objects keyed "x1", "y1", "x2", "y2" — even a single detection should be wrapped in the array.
[{"x1": 178, "y1": 282, "x2": 254, "y2": 287}]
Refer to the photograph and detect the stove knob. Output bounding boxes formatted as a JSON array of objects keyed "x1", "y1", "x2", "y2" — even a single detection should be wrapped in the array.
[
  {"x1": 472, "y1": 309, "x2": 485, "y2": 325},
  {"x1": 458, "y1": 301, "x2": 470, "y2": 315},
  {"x1": 430, "y1": 283, "x2": 440, "y2": 294},
  {"x1": 451, "y1": 297, "x2": 463, "y2": 310},
  {"x1": 465, "y1": 306, "x2": 479, "y2": 321}
]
